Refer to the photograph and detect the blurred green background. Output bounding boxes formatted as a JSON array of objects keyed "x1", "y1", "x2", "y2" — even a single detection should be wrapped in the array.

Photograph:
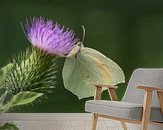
[{"x1": 1, "y1": 0, "x2": 163, "y2": 112}]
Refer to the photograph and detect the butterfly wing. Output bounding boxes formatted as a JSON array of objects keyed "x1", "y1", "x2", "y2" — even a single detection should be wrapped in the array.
[{"x1": 62, "y1": 47, "x2": 125, "y2": 99}]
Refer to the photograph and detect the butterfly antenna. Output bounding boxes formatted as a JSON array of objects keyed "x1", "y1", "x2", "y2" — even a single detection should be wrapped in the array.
[{"x1": 81, "y1": 25, "x2": 85, "y2": 44}]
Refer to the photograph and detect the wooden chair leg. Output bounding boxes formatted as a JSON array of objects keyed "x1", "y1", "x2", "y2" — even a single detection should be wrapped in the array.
[
  {"x1": 141, "y1": 121, "x2": 148, "y2": 130},
  {"x1": 141, "y1": 90, "x2": 152, "y2": 130},
  {"x1": 157, "y1": 91, "x2": 163, "y2": 114},
  {"x1": 121, "y1": 121, "x2": 127, "y2": 130},
  {"x1": 92, "y1": 113, "x2": 98, "y2": 130},
  {"x1": 108, "y1": 88, "x2": 128, "y2": 129}
]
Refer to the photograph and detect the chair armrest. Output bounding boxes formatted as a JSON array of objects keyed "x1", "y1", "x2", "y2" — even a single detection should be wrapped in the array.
[
  {"x1": 89, "y1": 83, "x2": 118, "y2": 101},
  {"x1": 137, "y1": 86, "x2": 163, "y2": 92},
  {"x1": 89, "y1": 83, "x2": 118, "y2": 89}
]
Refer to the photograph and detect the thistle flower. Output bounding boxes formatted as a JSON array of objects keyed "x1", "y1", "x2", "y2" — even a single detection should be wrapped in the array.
[
  {"x1": 5, "y1": 17, "x2": 78, "y2": 95},
  {"x1": 24, "y1": 17, "x2": 78, "y2": 56}
]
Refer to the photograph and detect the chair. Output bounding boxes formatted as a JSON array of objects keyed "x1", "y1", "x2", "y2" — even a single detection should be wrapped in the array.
[{"x1": 85, "y1": 68, "x2": 163, "y2": 130}]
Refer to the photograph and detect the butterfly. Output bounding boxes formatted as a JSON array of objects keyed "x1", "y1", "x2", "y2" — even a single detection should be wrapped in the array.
[{"x1": 62, "y1": 27, "x2": 125, "y2": 99}]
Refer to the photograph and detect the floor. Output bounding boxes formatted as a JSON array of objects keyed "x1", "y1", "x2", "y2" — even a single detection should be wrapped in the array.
[{"x1": 0, "y1": 113, "x2": 140, "y2": 130}]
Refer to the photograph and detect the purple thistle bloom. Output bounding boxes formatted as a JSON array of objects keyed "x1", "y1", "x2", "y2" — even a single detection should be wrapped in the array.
[{"x1": 23, "y1": 16, "x2": 78, "y2": 55}]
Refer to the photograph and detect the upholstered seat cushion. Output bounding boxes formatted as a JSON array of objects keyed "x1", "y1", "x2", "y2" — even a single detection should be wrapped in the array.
[{"x1": 85, "y1": 100, "x2": 163, "y2": 122}]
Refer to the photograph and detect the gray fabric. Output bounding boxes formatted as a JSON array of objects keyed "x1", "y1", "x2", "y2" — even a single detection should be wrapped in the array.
[
  {"x1": 85, "y1": 100, "x2": 163, "y2": 122},
  {"x1": 122, "y1": 68, "x2": 163, "y2": 106}
]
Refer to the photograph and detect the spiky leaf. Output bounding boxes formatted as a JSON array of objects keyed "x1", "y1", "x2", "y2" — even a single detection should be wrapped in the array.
[
  {"x1": 0, "y1": 63, "x2": 13, "y2": 87},
  {"x1": 0, "y1": 91, "x2": 43, "y2": 113}
]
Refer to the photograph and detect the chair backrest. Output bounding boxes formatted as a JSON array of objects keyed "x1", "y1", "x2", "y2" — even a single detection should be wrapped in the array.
[{"x1": 122, "y1": 68, "x2": 163, "y2": 107}]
